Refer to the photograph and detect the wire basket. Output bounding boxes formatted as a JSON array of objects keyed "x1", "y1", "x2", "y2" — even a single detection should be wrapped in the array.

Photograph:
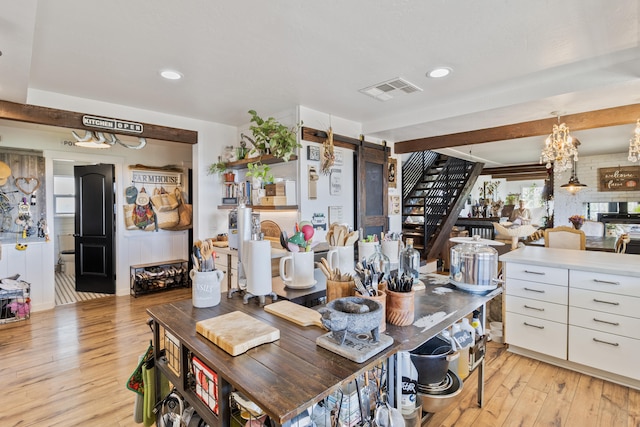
[
  {"x1": 192, "y1": 355, "x2": 219, "y2": 415},
  {"x1": 162, "y1": 329, "x2": 180, "y2": 376},
  {"x1": 0, "y1": 280, "x2": 30, "y2": 325}
]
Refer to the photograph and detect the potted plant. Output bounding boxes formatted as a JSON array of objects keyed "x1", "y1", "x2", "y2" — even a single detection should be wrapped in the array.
[
  {"x1": 207, "y1": 160, "x2": 229, "y2": 176},
  {"x1": 240, "y1": 110, "x2": 302, "y2": 181},
  {"x1": 245, "y1": 110, "x2": 302, "y2": 160}
]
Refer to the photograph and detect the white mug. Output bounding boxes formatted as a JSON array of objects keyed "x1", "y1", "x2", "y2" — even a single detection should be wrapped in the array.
[
  {"x1": 327, "y1": 245, "x2": 355, "y2": 275},
  {"x1": 279, "y1": 251, "x2": 315, "y2": 289},
  {"x1": 358, "y1": 241, "x2": 379, "y2": 263}
]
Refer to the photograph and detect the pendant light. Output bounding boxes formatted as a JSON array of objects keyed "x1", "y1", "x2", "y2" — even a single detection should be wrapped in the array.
[{"x1": 561, "y1": 142, "x2": 587, "y2": 194}]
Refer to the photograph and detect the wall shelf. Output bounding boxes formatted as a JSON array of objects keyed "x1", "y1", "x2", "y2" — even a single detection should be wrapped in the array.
[
  {"x1": 216, "y1": 204, "x2": 298, "y2": 211},
  {"x1": 224, "y1": 154, "x2": 297, "y2": 170}
]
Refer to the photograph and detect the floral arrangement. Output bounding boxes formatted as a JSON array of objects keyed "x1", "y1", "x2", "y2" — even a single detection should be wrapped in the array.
[{"x1": 568, "y1": 215, "x2": 585, "y2": 227}]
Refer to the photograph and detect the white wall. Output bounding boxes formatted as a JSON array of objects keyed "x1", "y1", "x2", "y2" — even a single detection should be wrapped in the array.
[{"x1": 298, "y1": 107, "x2": 360, "y2": 242}]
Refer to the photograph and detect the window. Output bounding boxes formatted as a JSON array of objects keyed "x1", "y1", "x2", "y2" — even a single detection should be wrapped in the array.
[{"x1": 54, "y1": 176, "x2": 75, "y2": 215}]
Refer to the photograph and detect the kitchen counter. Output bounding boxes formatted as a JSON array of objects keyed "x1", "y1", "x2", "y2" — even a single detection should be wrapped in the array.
[
  {"x1": 500, "y1": 245, "x2": 640, "y2": 276},
  {"x1": 147, "y1": 276, "x2": 501, "y2": 425},
  {"x1": 501, "y1": 245, "x2": 640, "y2": 390}
]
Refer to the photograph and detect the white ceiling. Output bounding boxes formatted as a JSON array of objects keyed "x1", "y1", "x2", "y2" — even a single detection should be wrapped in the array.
[{"x1": 1, "y1": 0, "x2": 639, "y2": 167}]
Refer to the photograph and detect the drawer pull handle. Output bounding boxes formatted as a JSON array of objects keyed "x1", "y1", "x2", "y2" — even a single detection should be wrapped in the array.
[
  {"x1": 592, "y1": 298, "x2": 620, "y2": 306},
  {"x1": 523, "y1": 287, "x2": 545, "y2": 293},
  {"x1": 524, "y1": 305, "x2": 545, "y2": 311},
  {"x1": 523, "y1": 322, "x2": 544, "y2": 329},
  {"x1": 593, "y1": 318, "x2": 620, "y2": 326},
  {"x1": 592, "y1": 338, "x2": 619, "y2": 347},
  {"x1": 593, "y1": 279, "x2": 620, "y2": 286},
  {"x1": 523, "y1": 270, "x2": 545, "y2": 275}
]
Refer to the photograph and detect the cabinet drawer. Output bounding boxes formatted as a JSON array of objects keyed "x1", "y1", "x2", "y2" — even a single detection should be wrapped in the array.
[
  {"x1": 505, "y1": 312, "x2": 567, "y2": 359},
  {"x1": 506, "y1": 295, "x2": 567, "y2": 323},
  {"x1": 570, "y1": 270, "x2": 640, "y2": 298},
  {"x1": 569, "y1": 325, "x2": 640, "y2": 381},
  {"x1": 570, "y1": 287, "x2": 640, "y2": 319},
  {"x1": 506, "y1": 263, "x2": 568, "y2": 286},
  {"x1": 506, "y1": 279, "x2": 568, "y2": 305},
  {"x1": 569, "y1": 306, "x2": 640, "y2": 340},
  {"x1": 215, "y1": 252, "x2": 229, "y2": 268}
]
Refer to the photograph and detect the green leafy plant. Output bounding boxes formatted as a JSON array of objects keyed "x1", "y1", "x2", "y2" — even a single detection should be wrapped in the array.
[
  {"x1": 246, "y1": 110, "x2": 302, "y2": 161},
  {"x1": 246, "y1": 162, "x2": 273, "y2": 184},
  {"x1": 207, "y1": 161, "x2": 228, "y2": 176}
]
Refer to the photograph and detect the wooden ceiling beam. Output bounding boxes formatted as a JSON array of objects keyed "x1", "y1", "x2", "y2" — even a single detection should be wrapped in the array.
[
  {"x1": 394, "y1": 103, "x2": 640, "y2": 154},
  {"x1": 0, "y1": 100, "x2": 198, "y2": 144},
  {"x1": 482, "y1": 163, "x2": 548, "y2": 175}
]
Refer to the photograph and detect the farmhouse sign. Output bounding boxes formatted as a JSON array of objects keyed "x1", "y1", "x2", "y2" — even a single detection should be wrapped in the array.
[
  {"x1": 82, "y1": 115, "x2": 143, "y2": 133},
  {"x1": 598, "y1": 166, "x2": 640, "y2": 192}
]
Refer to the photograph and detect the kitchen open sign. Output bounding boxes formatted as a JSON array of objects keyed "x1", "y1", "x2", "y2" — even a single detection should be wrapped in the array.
[{"x1": 82, "y1": 115, "x2": 144, "y2": 133}]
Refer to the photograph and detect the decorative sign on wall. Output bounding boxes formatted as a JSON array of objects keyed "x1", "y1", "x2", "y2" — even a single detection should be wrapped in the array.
[
  {"x1": 598, "y1": 166, "x2": 640, "y2": 192},
  {"x1": 82, "y1": 115, "x2": 144, "y2": 133}
]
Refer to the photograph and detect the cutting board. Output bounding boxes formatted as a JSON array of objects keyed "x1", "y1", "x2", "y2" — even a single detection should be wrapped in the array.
[
  {"x1": 196, "y1": 311, "x2": 280, "y2": 356},
  {"x1": 264, "y1": 301, "x2": 324, "y2": 328}
]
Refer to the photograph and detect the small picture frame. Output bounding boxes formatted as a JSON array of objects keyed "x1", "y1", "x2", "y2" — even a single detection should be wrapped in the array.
[
  {"x1": 388, "y1": 158, "x2": 397, "y2": 188},
  {"x1": 307, "y1": 145, "x2": 320, "y2": 161}
]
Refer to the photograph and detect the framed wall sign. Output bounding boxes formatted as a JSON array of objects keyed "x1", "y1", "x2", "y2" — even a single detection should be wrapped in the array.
[
  {"x1": 307, "y1": 145, "x2": 320, "y2": 161},
  {"x1": 598, "y1": 166, "x2": 640, "y2": 191},
  {"x1": 388, "y1": 158, "x2": 397, "y2": 188}
]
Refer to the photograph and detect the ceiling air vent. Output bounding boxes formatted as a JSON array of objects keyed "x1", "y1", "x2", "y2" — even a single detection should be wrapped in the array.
[{"x1": 359, "y1": 77, "x2": 423, "y2": 101}]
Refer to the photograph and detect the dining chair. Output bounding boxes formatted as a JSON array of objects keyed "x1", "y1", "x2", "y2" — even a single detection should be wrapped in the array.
[
  {"x1": 580, "y1": 220, "x2": 605, "y2": 237},
  {"x1": 544, "y1": 226, "x2": 586, "y2": 250}
]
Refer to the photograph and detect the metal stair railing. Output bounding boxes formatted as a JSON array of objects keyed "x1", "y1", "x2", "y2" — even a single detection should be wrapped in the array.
[{"x1": 401, "y1": 151, "x2": 439, "y2": 200}]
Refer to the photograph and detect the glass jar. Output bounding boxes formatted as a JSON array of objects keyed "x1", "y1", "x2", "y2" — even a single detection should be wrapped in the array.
[
  {"x1": 367, "y1": 243, "x2": 390, "y2": 283},
  {"x1": 399, "y1": 238, "x2": 420, "y2": 283}
]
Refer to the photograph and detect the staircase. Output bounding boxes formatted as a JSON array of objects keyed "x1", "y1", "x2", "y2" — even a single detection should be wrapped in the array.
[{"x1": 402, "y1": 152, "x2": 484, "y2": 260}]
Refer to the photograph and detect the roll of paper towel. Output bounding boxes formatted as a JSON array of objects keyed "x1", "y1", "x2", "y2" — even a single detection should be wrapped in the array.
[{"x1": 244, "y1": 240, "x2": 272, "y2": 296}]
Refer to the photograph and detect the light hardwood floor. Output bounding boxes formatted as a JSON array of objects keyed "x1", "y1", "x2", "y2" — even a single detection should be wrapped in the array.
[{"x1": 1, "y1": 290, "x2": 638, "y2": 427}]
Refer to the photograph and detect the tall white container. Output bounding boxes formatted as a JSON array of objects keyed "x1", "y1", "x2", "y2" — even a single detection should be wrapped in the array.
[
  {"x1": 190, "y1": 269, "x2": 224, "y2": 308},
  {"x1": 244, "y1": 240, "x2": 273, "y2": 296}
]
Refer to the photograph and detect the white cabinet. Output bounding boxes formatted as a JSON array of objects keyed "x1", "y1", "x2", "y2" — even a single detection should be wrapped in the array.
[
  {"x1": 504, "y1": 262, "x2": 569, "y2": 359},
  {"x1": 568, "y1": 271, "x2": 640, "y2": 381},
  {"x1": 214, "y1": 250, "x2": 237, "y2": 292},
  {"x1": 502, "y1": 247, "x2": 640, "y2": 388}
]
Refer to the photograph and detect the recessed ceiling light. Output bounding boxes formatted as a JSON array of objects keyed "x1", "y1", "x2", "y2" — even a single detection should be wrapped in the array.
[
  {"x1": 427, "y1": 67, "x2": 452, "y2": 78},
  {"x1": 160, "y1": 70, "x2": 183, "y2": 80}
]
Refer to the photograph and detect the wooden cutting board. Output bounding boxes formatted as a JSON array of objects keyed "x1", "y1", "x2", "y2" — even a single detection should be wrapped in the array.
[
  {"x1": 264, "y1": 301, "x2": 324, "y2": 328},
  {"x1": 196, "y1": 311, "x2": 280, "y2": 356}
]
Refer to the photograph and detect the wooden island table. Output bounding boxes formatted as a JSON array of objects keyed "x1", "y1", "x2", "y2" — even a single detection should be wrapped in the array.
[{"x1": 147, "y1": 276, "x2": 502, "y2": 426}]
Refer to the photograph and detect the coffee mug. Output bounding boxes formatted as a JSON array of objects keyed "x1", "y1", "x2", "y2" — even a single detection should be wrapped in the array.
[
  {"x1": 327, "y1": 245, "x2": 355, "y2": 275},
  {"x1": 279, "y1": 251, "x2": 315, "y2": 289}
]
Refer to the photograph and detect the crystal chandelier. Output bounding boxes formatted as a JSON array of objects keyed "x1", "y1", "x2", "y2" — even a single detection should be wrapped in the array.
[
  {"x1": 540, "y1": 117, "x2": 578, "y2": 173},
  {"x1": 628, "y1": 119, "x2": 640, "y2": 162}
]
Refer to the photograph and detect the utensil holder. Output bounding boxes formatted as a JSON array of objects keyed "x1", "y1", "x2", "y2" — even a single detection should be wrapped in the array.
[
  {"x1": 326, "y1": 279, "x2": 354, "y2": 303},
  {"x1": 356, "y1": 289, "x2": 387, "y2": 332},
  {"x1": 386, "y1": 288, "x2": 415, "y2": 326}
]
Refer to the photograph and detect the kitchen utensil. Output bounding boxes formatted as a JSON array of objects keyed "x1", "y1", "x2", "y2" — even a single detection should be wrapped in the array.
[
  {"x1": 264, "y1": 301, "x2": 324, "y2": 328},
  {"x1": 344, "y1": 231, "x2": 359, "y2": 246},
  {"x1": 449, "y1": 236, "x2": 504, "y2": 293},
  {"x1": 196, "y1": 311, "x2": 280, "y2": 356},
  {"x1": 280, "y1": 231, "x2": 290, "y2": 250},
  {"x1": 410, "y1": 335, "x2": 457, "y2": 385}
]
